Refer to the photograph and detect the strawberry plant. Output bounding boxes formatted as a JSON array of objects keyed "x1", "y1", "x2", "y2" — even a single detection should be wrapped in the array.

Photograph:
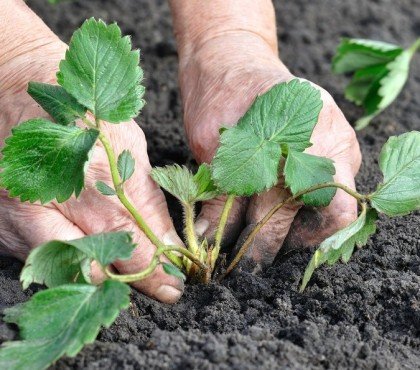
[
  {"x1": 0, "y1": 19, "x2": 419, "y2": 369},
  {"x1": 333, "y1": 38, "x2": 420, "y2": 129}
]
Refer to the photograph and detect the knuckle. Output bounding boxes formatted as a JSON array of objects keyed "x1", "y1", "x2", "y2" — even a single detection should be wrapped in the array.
[
  {"x1": 320, "y1": 89, "x2": 336, "y2": 107},
  {"x1": 189, "y1": 122, "x2": 219, "y2": 163}
]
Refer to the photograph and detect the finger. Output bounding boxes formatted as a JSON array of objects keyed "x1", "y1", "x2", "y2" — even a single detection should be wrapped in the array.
[
  {"x1": 56, "y1": 186, "x2": 185, "y2": 304},
  {"x1": 283, "y1": 162, "x2": 358, "y2": 253},
  {"x1": 56, "y1": 185, "x2": 185, "y2": 303},
  {"x1": 0, "y1": 191, "x2": 121, "y2": 285},
  {"x1": 90, "y1": 261, "x2": 117, "y2": 285},
  {"x1": 0, "y1": 190, "x2": 85, "y2": 259},
  {"x1": 194, "y1": 196, "x2": 248, "y2": 247},
  {"x1": 55, "y1": 127, "x2": 185, "y2": 303},
  {"x1": 231, "y1": 182, "x2": 300, "y2": 272}
]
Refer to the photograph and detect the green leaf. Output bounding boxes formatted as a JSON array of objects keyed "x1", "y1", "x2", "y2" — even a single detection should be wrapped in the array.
[
  {"x1": 0, "y1": 281, "x2": 130, "y2": 370},
  {"x1": 57, "y1": 18, "x2": 145, "y2": 123},
  {"x1": 151, "y1": 165, "x2": 197, "y2": 204},
  {"x1": 370, "y1": 131, "x2": 420, "y2": 216},
  {"x1": 66, "y1": 232, "x2": 136, "y2": 266},
  {"x1": 151, "y1": 164, "x2": 218, "y2": 204},
  {"x1": 20, "y1": 232, "x2": 135, "y2": 289},
  {"x1": 284, "y1": 150, "x2": 336, "y2": 207},
  {"x1": 20, "y1": 241, "x2": 90, "y2": 290},
  {"x1": 344, "y1": 64, "x2": 388, "y2": 105},
  {"x1": 162, "y1": 263, "x2": 186, "y2": 281},
  {"x1": 212, "y1": 80, "x2": 323, "y2": 196},
  {"x1": 117, "y1": 150, "x2": 135, "y2": 182},
  {"x1": 212, "y1": 125, "x2": 282, "y2": 196},
  {"x1": 332, "y1": 38, "x2": 403, "y2": 74},
  {"x1": 242, "y1": 79, "x2": 322, "y2": 151},
  {"x1": 0, "y1": 119, "x2": 99, "y2": 203},
  {"x1": 333, "y1": 38, "x2": 420, "y2": 129},
  {"x1": 96, "y1": 181, "x2": 116, "y2": 196},
  {"x1": 27, "y1": 82, "x2": 87, "y2": 125},
  {"x1": 355, "y1": 46, "x2": 418, "y2": 129},
  {"x1": 300, "y1": 207, "x2": 377, "y2": 291},
  {"x1": 193, "y1": 163, "x2": 218, "y2": 195}
]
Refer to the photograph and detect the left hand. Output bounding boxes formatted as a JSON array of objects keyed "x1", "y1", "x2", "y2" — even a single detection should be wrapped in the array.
[{"x1": 178, "y1": 31, "x2": 362, "y2": 269}]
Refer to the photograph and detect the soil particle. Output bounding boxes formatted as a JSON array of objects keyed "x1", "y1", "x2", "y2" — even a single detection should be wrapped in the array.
[{"x1": 1, "y1": 0, "x2": 419, "y2": 368}]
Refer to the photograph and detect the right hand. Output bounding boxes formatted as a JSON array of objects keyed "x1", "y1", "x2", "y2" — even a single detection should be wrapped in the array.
[{"x1": 177, "y1": 32, "x2": 362, "y2": 270}]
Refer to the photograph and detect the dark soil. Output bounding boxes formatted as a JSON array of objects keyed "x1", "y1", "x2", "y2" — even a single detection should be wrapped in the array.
[{"x1": 1, "y1": 0, "x2": 419, "y2": 369}]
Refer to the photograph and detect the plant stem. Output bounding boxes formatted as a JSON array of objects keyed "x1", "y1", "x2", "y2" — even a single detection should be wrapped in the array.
[
  {"x1": 210, "y1": 194, "x2": 235, "y2": 269},
  {"x1": 82, "y1": 116, "x2": 97, "y2": 129},
  {"x1": 184, "y1": 203, "x2": 199, "y2": 254},
  {"x1": 105, "y1": 245, "x2": 207, "y2": 283},
  {"x1": 106, "y1": 255, "x2": 160, "y2": 283},
  {"x1": 408, "y1": 38, "x2": 420, "y2": 58},
  {"x1": 97, "y1": 130, "x2": 184, "y2": 269},
  {"x1": 221, "y1": 182, "x2": 366, "y2": 278},
  {"x1": 165, "y1": 245, "x2": 207, "y2": 268},
  {"x1": 98, "y1": 132, "x2": 166, "y2": 249}
]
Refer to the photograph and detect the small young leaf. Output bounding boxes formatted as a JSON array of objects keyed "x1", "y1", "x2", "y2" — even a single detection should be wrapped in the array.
[
  {"x1": 27, "y1": 82, "x2": 87, "y2": 125},
  {"x1": 151, "y1": 165, "x2": 197, "y2": 204},
  {"x1": 300, "y1": 207, "x2": 377, "y2": 291},
  {"x1": 0, "y1": 281, "x2": 130, "y2": 370},
  {"x1": 333, "y1": 38, "x2": 419, "y2": 129},
  {"x1": 57, "y1": 18, "x2": 145, "y2": 123},
  {"x1": 193, "y1": 163, "x2": 218, "y2": 195},
  {"x1": 162, "y1": 263, "x2": 186, "y2": 281},
  {"x1": 117, "y1": 150, "x2": 135, "y2": 182},
  {"x1": 370, "y1": 131, "x2": 420, "y2": 216},
  {"x1": 211, "y1": 80, "x2": 323, "y2": 196},
  {"x1": 20, "y1": 232, "x2": 136, "y2": 289},
  {"x1": 284, "y1": 150, "x2": 336, "y2": 207},
  {"x1": 96, "y1": 181, "x2": 116, "y2": 196},
  {"x1": 0, "y1": 119, "x2": 99, "y2": 203},
  {"x1": 151, "y1": 164, "x2": 218, "y2": 204}
]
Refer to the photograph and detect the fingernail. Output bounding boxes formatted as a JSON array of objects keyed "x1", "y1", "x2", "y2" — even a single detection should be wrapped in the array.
[
  {"x1": 195, "y1": 219, "x2": 209, "y2": 237},
  {"x1": 155, "y1": 284, "x2": 183, "y2": 304}
]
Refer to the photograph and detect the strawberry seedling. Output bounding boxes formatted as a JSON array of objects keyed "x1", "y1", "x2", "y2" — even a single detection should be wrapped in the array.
[
  {"x1": 332, "y1": 38, "x2": 420, "y2": 129},
  {"x1": 0, "y1": 19, "x2": 418, "y2": 369}
]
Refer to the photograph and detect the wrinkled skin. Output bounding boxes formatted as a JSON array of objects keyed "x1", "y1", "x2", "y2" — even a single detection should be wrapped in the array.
[
  {"x1": 0, "y1": 14, "x2": 361, "y2": 302},
  {"x1": 0, "y1": 41, "x2": 184, "y2": 304},
  {"x1": 179, "y1": 33, "x2": 362, "y2": 269}
]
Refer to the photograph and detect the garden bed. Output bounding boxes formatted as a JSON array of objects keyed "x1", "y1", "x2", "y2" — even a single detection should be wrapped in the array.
[{"x1": 0, "y1": 0, "x2": 419, "y2": 368}]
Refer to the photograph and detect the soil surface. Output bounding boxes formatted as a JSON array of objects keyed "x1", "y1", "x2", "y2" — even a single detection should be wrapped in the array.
[{"x1": 1, "y1": 0, "x2": 419, "y2": 369}]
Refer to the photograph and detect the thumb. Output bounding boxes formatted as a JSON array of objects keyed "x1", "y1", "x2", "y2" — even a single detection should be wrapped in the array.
[
  {"x1": 231, "y1": 183, "x2": 300, "y2": 272},
  {"x1": 0, "y1": 192, "x2": 85, "y2": 260},
  {"x1": 55, "y1": 184, "x2": 185, "y2": 304},
  {"x1": 282, "y1": 162, "x2": 358, "y2": 253}
]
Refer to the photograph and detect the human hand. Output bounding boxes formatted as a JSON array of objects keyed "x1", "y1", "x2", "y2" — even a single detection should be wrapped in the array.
[
  {"x1": 178, "y1": 32, "x2": 362, "y2": 269},
  {"x1": 0, "y1": 31, "x2": 184, "y2": 303}
]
